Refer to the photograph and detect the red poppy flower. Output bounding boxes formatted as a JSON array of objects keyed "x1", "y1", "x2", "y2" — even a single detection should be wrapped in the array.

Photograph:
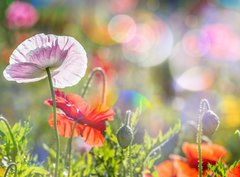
[
  {"x1": 45, "y1": 90, "x2": 114, "y2": 147},
  {"x1": 155, "y1": 160, "x2": 176, "y2": 177},
  {"x1": 155, "y1": 157, "x2": 215, "y2": 177},
  {"x1": 182, "y1": 142, "x2": 227, "y2": 169},
  {"x1": 153, "y1": 143, "x2": 227, "y2": 177},
  {"x1": 227, "y1": 162, "x2": 240, "y2": 177},
  {"x1": 142, "y1": 169, "x2": 154, "y2": 177}
]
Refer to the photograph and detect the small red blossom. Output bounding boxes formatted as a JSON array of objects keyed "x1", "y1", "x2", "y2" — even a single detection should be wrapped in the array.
[
  {"x1": 45, "y1": 90, "x2": 114, "y2": 147},
  {"x1": 182, "y1": 142, "x2": 227, "y2": 169},
  {"x1": 151, "y1": 142, "x2": 227, "y2": 177},
  {"x1": 227, "y1": 162, "x2": 240, "y2": 177},
  {"x1": 155, "y1": 160, "x2": 176, "y2": 177}
]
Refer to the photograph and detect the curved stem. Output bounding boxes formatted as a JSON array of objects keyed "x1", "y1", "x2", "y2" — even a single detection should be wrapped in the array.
[
  {"x1": 197, "y1": 99, "x2": 210, "y2": 177},
  {"x1": 0, "y1": 116, "x2": 18, "y2": 160},
  {"x1": 125, "y1": 110, "x2": 132, "y2": 126},
  {"x1": 67, "y1": 67, "x2": 107, "y2": 176},
  {"x1": 126, "y1": 110, "x2": 133, "y2": 177},
  {"x1": 4, "y1": 162, "x2": 17, "y2": 177},
  {"x1": 46, "y1": 68, "x2": 60, "y2": 177},
  {"x1": 81, "y1": 67, "x2": 107, "y2": 105}
]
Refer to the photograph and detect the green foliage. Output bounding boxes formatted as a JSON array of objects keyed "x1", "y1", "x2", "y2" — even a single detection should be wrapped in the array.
[
  {"x1": 41, "y1": 110, "x2": 181, "y2": 177},
  {"x1": 235, "y1": 129, "x2": 240, "y2": 137},
  {"x1": 206, "y1": 159, "x2": 240, "y2": 177},
  {"x1": 1, "y1": 113, "x2": 240, "y2": 177},
  {"x1": 0, "y1": 117, "x2": 49, "y2": 176},
  {"x1": 207, "y1": 159, "x2": 226, "y2": 177}
]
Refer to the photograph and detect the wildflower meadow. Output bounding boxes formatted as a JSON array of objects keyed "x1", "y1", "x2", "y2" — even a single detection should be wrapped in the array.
[{"x1": 1, "y1": 0, "x2": 240, "y2": 177}]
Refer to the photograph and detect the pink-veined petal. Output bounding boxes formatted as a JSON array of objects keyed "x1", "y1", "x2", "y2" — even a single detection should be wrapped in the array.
[
  {"x1": 3, "y1": 62, "x2": 47, "y2": 83},
  {"x1": 9, "y1": 33, "x2": 51, "y2": 64},
  {"x1": 5, "y1": 33, "x2": 87, "y2": 88},
  {"x1": 51, "y1": 53, "x2": 87, "y2": 88}
]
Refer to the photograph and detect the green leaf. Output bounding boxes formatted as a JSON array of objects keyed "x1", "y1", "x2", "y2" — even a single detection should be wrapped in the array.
[
  {"x1": 42, "y1": 143, "x2": 56, "y2": 159},
  {"x1": 20, "y1": 166, "x2": 49, "y2": 176}
]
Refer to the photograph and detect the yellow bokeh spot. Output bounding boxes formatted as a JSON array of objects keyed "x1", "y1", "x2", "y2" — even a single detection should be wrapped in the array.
[{"x1": 221, "y1": 95, "x2": 240, "y2": 128}]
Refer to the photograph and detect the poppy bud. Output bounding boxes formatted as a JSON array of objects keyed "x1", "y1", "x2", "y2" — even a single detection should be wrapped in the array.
[
  {"x1": 202, "y1": 110, "x2": 220, "y2": 136},
  {"x1": 117, "y1": 124, "x2": 133, "y2": 148}
]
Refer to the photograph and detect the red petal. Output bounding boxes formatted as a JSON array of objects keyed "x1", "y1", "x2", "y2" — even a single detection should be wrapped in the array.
[
  {"x1": 45, "y1": 91, "x2": 88, "y2": 120},
  {"x1": 155, "y1": 160, "x2": 176, "y2": 177},
  {"x1": 66, "y1": 94, "x2": 90, "y2": 113},
  {"x1": 227, "y1": 162, "x2": 240, "y2": 177},
  {"x1": 48, "y1": 113, "x2": 83, "y2": 138},
  {"x1": 81, "y1": 105, "x2": 115, "y2": 131},
  {"x1": 182, "y1": 142, "x2": 227, "y2": 169},
  {"x1": 81, "y1": 126, "x2": 105, "y2": 147},
  {"x1": 173, "y1": 159, "x2": 198, "y2": 177}
]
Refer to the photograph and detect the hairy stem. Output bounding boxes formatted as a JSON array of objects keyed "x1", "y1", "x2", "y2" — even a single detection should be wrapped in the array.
[
  {"x1": 67, "y1": 67, "x2": 107, "y2": 176},
  {"x1": 46, "y1": 68, "x2": 60, "y2": 177},
  {"x1": 129, "y1": 144, "x2": 133, "y2": 177},
  {"x1": 197, "y1": 99, "x2": 210, "y2": 177},
  {"x1": 4, "y1": 162, "x2": 17, "y2": 177},
  {"x1": 0, "y1": 116, "x2": 18, "y2": 160},
  {"x1": 125, "y1": 110, "x2": 132, "y2": 126},
  {"x1": 67, "y1": 122, "x2": 77, "y2": 177},
  {"x1": 81, "y1": 67, "x2": 107, "y2": 104}
]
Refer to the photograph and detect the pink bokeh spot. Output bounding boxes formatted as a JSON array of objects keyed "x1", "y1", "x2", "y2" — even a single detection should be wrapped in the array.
[
  {"x1": 3, "y1": 33, "x2": 87, "y2": 88},
  {"x1": 202, "y1": 23, "x2": 240, "y2": 60},
  {"x1": 6, "y1": 1, "x2": 39, "y2": 29}
]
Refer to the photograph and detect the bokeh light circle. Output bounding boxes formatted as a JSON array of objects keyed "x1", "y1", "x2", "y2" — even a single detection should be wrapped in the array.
[
  {"x1": 169, "y1": 43, "x2": 214, "y2": 91},
  {"x1": 108, "y1": 14, "x2": 136, "y2": 43},
  {"x1": 122, "y1": 14, "x2": 173, "y2": 67}
]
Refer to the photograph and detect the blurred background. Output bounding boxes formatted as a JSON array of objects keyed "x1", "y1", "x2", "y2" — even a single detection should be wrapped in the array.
[{"x1": 0, "y1": 0, "x2": 240, "y2": 163}]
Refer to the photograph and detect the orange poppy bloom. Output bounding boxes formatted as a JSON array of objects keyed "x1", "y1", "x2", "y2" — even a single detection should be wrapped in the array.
[
  {"x1": 142, "y1": 169, "x2": 154, "y2": 177},
  {"x1": 155, "y1": 157, "x2": 217, "y2": 177},
  {"x1": 182, "y1": 142, "x2": 227, "y2": 169},
  {"x1": 155, "y1": 160, "x2": 176, "y2": 177},
  {"x1": 45, "y1": 90, "x2": 114, "y2": 147},
  {"x1": 153, "y1": 142, "x2": 227, "y2": 177},
  {"x1": 227, "y1": 162, "x2": 240, "y2": 177}
]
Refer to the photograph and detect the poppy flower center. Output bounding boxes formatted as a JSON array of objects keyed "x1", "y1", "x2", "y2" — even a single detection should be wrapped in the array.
[{"x1": 26, "y1": 45, "x2": 68, "y2": 70}]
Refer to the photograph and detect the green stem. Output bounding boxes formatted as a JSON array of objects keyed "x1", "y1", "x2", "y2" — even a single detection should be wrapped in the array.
[
  {"x1": 0, "y1": 116, "x2": 18, "y2": 160},
  {"x1": 126, "y1": 110, "x2": 133, "y2": 177},
  {"x1": 67, "y1": 122, "x2": 77, "y2": 177},
  {"x1": 197, "y1": 99, "x2": 210, "y2": 177},
  {"x1": 4, "y1": 162, "x2": 17, "y2": 177},
  {"x1": 197, "y1": 117, "x2": 203, "y2": 177},
  {"x1": 129, "y1": 144, "x2": 133, "y2": 177},
  {"x1": 67, "y1": 67, "x2": 107, "y2": 176},
  {"x1": 46, "y1": 68, "x2": 60, "y2": 177},
  {"x1": 121, "y1": 149, "x2": 126, "y2": 177},
  {"x1": 81, "y1": 67, "x2": 107, "y2": 104}
]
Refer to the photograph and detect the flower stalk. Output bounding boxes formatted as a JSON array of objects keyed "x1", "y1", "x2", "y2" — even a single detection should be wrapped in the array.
[
  {"x1": 67, "y1": 67, "x2": 107, "y2": 176},
  {"x1": 4, "y1": 162, "x2": 17, "y2": 177},
  {"x1": 0, "y1": 116, "x2": 18, "y2": 160},
  {"x1": 46, "y1": 68, "x2": 60, "y2": 177},
  {"x1": 81, "y1": 67, "x2": 107, "y2": 104},
  {"x1": 126, "y1": 111, "x2": 133, "y2": 177},
  {"x1": 197, "y1": 99, "x2": 210, "y2": 177}
]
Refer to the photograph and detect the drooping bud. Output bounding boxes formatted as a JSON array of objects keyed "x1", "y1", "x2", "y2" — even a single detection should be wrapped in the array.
[
  {"x1": 116, "y1": 110, "x2": 133, "y2": 149},
  {"x1": 202, "y1": 110, "x2": 220, "y2": 136}
]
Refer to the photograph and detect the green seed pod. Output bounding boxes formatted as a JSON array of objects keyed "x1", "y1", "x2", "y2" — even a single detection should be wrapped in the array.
[
  {"x1": 116, "y1": 125, "x2": 133, "y2": 149},
  {"x1": 202, "y1": 110, "x2": 220, "y2": 136}
]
